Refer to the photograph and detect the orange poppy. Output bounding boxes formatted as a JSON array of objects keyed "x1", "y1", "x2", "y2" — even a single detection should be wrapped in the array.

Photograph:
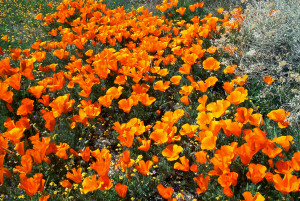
[
  {"x1": 195, "y1": 151, "x2": 207, "y2": 164},
  {"x1": 179, "y1": 64, "x2": 191, "y2": 74},
  {"x1": 180, "y1": 124, "x2": 199, "y2": 138},
  {"x1": 263, "y1": 76, "x2": 275, "y2": 85},
  {"x1": 56, "y1": 143, "x2": 69, "y2": 159},
  {"x1": 275, "y1": 160, "x2": 293, "y2": 174},
  {"x1": 150, "y1": 129, "x2": 168, "y2": 145},
  {"x1": 15, "y1": 141, "x2": 25, "y2": 155},
  {"x1": 115, "y1": 183, "x2": 128, "y2": 198},
  {"x1": 82, "y1": 175, "x2": 99, "y2": 194},
  {"x1": 19, "y1": 173, "x2": 45, "y2": 196},
  {"x1": 66, "y1": 168, "x2": 82, "y2": 183},
  {"x1": 80, "y1": 146, "x2": 90, "y2": 162},
  {"x1": 14, "y1": 154, "x2": 33, "y2": 174},
  {"x1": 180, "y1": 95, "x2": 189, "y2": 105},
  {"x1": 118, "y1": 98, "x2": 134, "y2": 113},
  {"x1": 273, "y1": 173, "x2": 299, "y2": 194},
  {"x1": 4, "y1": 73, "x2": 21, "y2": 90},
  {"x1": 203, "y1": 57, "x2": 220, "y2": 71},
  {"x1": 242, "y1": 191, "x2": 265, "y2": 201},
  {"x1": 226, "y1": 87, "x2": 248, "y2": 105},
  {"x1": 206, "y1": 99, "x2": 230, "y2": 118},
  {"x1": 61, "y1": 179, "x2": 72, "y2": 189},
  {"x1": 0, "y1": 82, "x2": 14, "y2": 103},
  {"x1": 176, "y1": 7, "x2": 186, "y2": 15},
  {"x1": 139, "y1": 93, "x2": 156, "y2": 106},
  {"x1": 170, "y1": 75, "x2": 182, "y2": 85},
  {"x1": 267, "y1": 109, "x2": 290, "y2": 128},
  {"x1": 137, "y1": 138, "x2": 151, "y2": 151},
  {"x1": 135, "y1": 160, "x2": 153, "y2": 175},
  {"x1": 273, "y1": 135, "x2": 293, "y2": 151},
  {"x1": 246, "y1": 163, "x2": 267, "y2": 183},
  {"x1": 157, "y1": 184, "x2": 174, "y2": 199},
  {"x1": 49, "y1": 94, "x2": 75, "y2": 117},
  {"x1": 27, "y1": 86, "x2": 45, "y2": 99},
  {"x1": 223, "y1": 65, "x2": 237, "y2": 74},
  {"x1": 154, "y1": 80, "x2": 170, "y2": 92},
  {"x1": 174, "y1": 156, "x2": 189, "y2": 172},
  {"x1": 162, "y1": 144, "x2": 183, "y2": 161},
  {"x1": 193, "y1": 174, "x2": 209, "y2": 194}
]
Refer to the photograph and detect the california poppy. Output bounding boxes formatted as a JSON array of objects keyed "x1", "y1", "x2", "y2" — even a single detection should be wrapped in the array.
[
  {"x1": 115, "y1": 183, "x2": 128, "y2": 198},
  {"x1": 267, "y1": 109, "x2": 290, "y2": 128},
  {"x1": 193, "y1": 174, "x2": 209, "y2": 194},
  {"x1": 246, "y1": 163, "x2": 267, "y2": 183},
  {"x1": 272, "y1": 173, "x2": 299, "y2": 194},
  {"x1": 242, "y1": 191, "x2": 265, "y2": 201},
  {"x1": 263, "y1": 76, "x2": 275, "y2": 85},
  {"x1": 157, "y1": 184, "x2": 174, "y2": 199},
  {"x1": 19, "y1": 173, "x2": 45, "y2": 196},
  {"x1": 162, "y1": 144, "x2": 183, "y2": 161},
  {"x1": 135, "y1": 160, "x2": 153, "y2": 175},
  {"x1": 66, "y1": 168, "x2": 82, "y2": 183},
  {"x1": 203, "y1": 57, "x2": 220, "y2": 71},
  {"x1": 82, "y1": 175, "x2": 99, "y2": 194},
  {"x1": 174, "y1": 156, "x2": 189, "y2": 172}
]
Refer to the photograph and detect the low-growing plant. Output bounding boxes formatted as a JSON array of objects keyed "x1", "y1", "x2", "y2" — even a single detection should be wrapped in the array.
[{"x1": 0, "y1": 0, "x2": 299, "y2": 200}]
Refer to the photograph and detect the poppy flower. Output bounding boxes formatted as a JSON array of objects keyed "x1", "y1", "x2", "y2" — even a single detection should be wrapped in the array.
[
  {"x1": 180, "y1": 124, "x2": 199, "y2": 138},
  {"x1": 242, "y1": 191, "x2": 265, "y2": 201},
  {"x1": 170, "y1": 75, "x2": 182, "y2": 85},
  {"x1": 195, "y1": 151, "x2": 207, "y2": 164},
  {"x1": 14, "y1": 154, "x2": 33, "y2": 174},
  {"x1": 135, "y1": 160, "x2": 153, "y2": 175},
  {"x1": 115, "y1": 183, "x2": 128, "y2": 198},
  {"x1": 1, "y1": 35, "x2": 8, "y2": 41},
  {"x1": 226, "y1": 87, "x2": 248, "y2": 105},
  {"x1": 66, "y1": 168, "x2": 82, "y2": 183},
  {"x1": 273, "y1": 135, "x2": 293, "y2": 151},
  {"x1": 275, "y1": 160, "x2": 293, "y2": 174},
  {"x1": 207, "y1": 99, "x2": 230, "y2": 118},
  {"x1": 263, "y1": 76, "x2": 275, "y2": 85},
  {"x1": 56, "y1": 143, "x2": 69, "y2": 159},
  {"x1": 223, "y1": 186, "x2": 233, "y2": 198},
  {"x1": 267, "y1": 109, "x2": 290, "y2": 128},
  {"x1": 174, "y1": 156, "x2": 189, "y2": 172},
  {"x1": 4, "y1": 73, "x2": 21, "y2": 90},
  {"x1": 82, "y1": 175, "x2": 99, "y2": 194},
  {"x1": 180, "y1": 95, "x2": 189, "y2": 105},
  {"x1": 27, "y1": 86, "x2": 45, "y2": 99},
  {"x1": 137, "y1": 138, "x2": 151, "y2": 151},
  {"x1": 203, "y1": 57, "x2": 220, "y2": 71},
  {"x1": 179, "y1": 64, "x2": 191, "y2": 74},
  {"x1": 193, "y1": 174, "x2": 209, "y2": 194},
  {"x1": 224, "y1": 65, "x2": 237, "y2": 74},
  {"x1": 61, "y1": 179, "x2": 72, "y2": 189},
  {"x1": 162, "y1": 144, "x2": 183, "y2": 161},
  {"x1": 15, "y1": 141, "x2": 25, "y2": 155},
  {"x1": 154, "y1": 80, "x2": 170, "y2": 92},
  {"x1": 246, "y1": 164, "x2": 267, "y2": 183},
  {"x1": 189, "y1": 4, "x2": 196, "y2": 12},
  {"x1": 49, "y1": 94, "x2": 75, "y2": 117},
  {"x1": 19, "y1": 173, "x2": 45, "y2": 196},
  {"x1": 0, "y1": 82, "x2": 13, "y2": 103},
  {"x1": 118, "y1": 98, "x2": 134, "y2": 113},
  {"x1": 176, "y1": 7, "x2": 186, "y2": 15},
  {"x1": 272, "y1": 173, "x2": 299, "y2": 194},
  {"x1": 157, "y1": 184, "x2": 174, "y2": 199},
  {"x1": 80, "y1": 146, "x2": 90, "y2": 162},
  {"x1": 139, "y1": 93, "x2": 156, "y2": 106},
  {"x1": 150, "y1": 129, "x2": 168, "y2": 145}
]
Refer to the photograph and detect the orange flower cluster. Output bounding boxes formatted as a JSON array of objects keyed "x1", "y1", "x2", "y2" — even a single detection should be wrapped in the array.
[{"x1": 0, "y1": 0, "x2": 298, "y2": 200}]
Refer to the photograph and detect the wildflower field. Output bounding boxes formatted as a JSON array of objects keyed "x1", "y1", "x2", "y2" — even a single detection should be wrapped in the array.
[{"x1": 0, "y1": 0, "x2": 299, "y2": 200}]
